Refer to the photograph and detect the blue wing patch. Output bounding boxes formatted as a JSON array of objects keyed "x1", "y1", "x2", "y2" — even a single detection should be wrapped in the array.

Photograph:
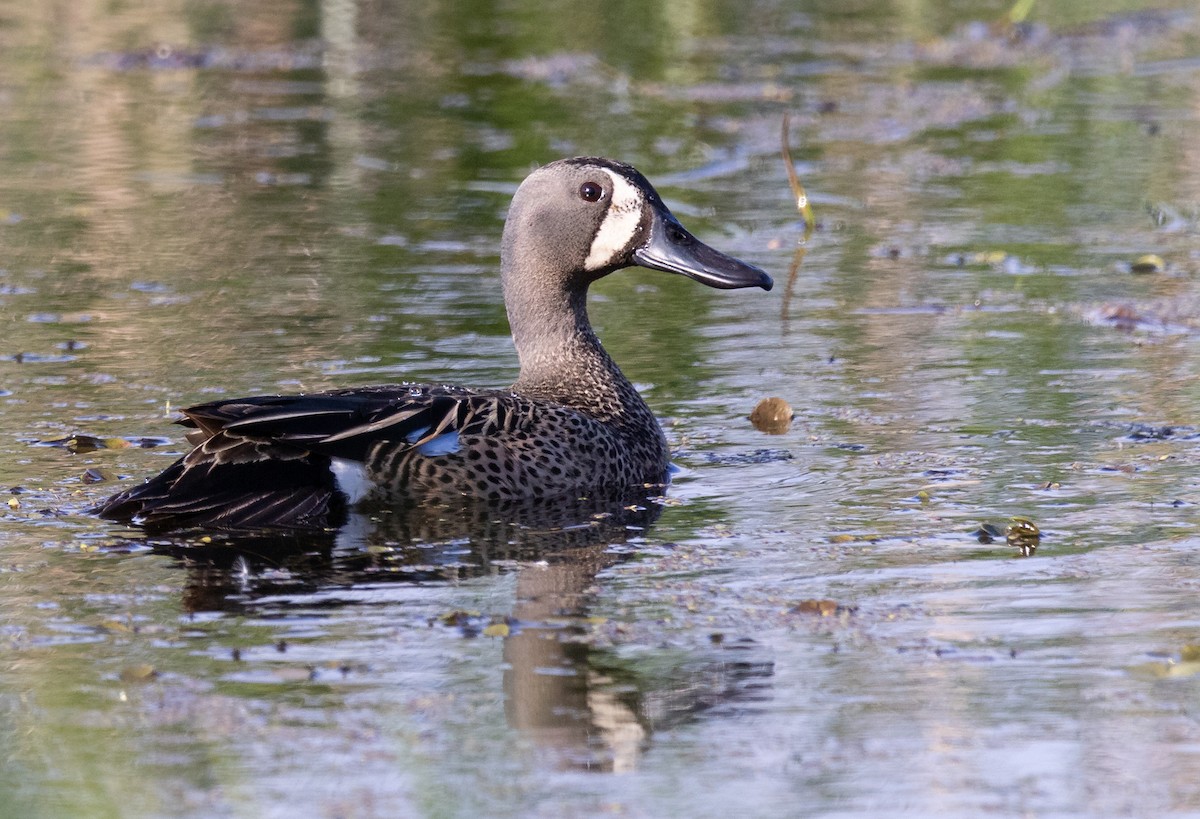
[{"x1": 405, "y1": 426, "x2": 461, "y2": 456}]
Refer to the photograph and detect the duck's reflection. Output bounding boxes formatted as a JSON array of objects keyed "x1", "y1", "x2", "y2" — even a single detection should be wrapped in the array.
[
  {"x1": 145, "y1": 489, "x2": 773, "y2": 772},
  {"x1": 158, "y1": 490, "x2": 660, "y2": 608}
]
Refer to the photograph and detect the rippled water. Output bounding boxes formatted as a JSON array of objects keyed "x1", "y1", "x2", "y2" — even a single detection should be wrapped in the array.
[{"x1": 4, "y1": 0, "x2": 1200, "y2": 816}]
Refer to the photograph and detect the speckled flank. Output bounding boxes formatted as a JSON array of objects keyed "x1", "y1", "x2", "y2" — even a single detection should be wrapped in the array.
[
  {"x1": 92, "y1": 157, "x2": 770, "y2": 530},
  {"x1": 359, "y1": 384, "x2": 668, "y2": 502}
]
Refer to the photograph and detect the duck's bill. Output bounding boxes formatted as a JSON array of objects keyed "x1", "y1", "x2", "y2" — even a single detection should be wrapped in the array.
[{"x1": 633, "y1": 212, "x2": 773, "y2": 291}]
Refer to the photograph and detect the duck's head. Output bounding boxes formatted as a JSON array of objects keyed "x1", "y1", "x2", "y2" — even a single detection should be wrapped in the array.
[{"x1": 501, "y1": 157, "x2": 773, "y2": 297}]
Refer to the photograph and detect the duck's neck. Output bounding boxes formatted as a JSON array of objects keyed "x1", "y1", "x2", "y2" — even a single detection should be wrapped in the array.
[{"x1": 506, "y1": 282, "x2": 650, "y2": 423}]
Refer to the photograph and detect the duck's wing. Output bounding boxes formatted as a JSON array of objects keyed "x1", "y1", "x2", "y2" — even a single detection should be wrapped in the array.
[
  {"x1": 91, "y1": 384, "x2": 534, "y2": 531},
  {"x1": 183, "y1": 385, "x2": 534, "y2": 461},
  {"x1": 92, "y1": 434, "x2": 343, "y2": 531}
]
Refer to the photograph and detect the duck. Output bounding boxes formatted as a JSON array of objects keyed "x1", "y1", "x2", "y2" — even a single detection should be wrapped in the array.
[{"x1": 92, "y1": 157, "x2": 773, "y2": 531}]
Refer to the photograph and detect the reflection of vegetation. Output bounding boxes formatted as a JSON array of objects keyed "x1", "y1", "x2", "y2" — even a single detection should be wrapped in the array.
[{"x1": 780, "y1": 113, "x2": 815, "y2": 323}]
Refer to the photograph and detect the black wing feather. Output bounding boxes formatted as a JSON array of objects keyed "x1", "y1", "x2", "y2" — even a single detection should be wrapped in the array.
[
  {"x1": 92, "y1": 441, "x2": 347, "y2": 531},
  {"x1": 92, "y1": 384, "x2": 527, "y2": 531},
  {"x1": 181, "y1": 388, "x2": 493, "y2": 461}
]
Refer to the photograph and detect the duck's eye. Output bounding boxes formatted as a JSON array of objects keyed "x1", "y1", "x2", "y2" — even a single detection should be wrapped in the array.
[{"x1": 579, "y1": 182, "x2": 604, "y2": 202}]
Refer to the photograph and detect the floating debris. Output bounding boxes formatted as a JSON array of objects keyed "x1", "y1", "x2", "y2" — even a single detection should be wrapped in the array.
[
  {"x1": 1132, "y1": 645, "x2": 1200, "y2": 679},
  {"x1": 829, "y1": 533, "x2": 882, "y2": 544},
  {"x1": 948, "y1": 250, "x2": 1009, "y2": 267},
  {"x1": 40, "y1": 435, "x2": 130, "y2": 454},
  {"x1": 38, "y1": 434, "x2": 169, "y2": 453},
  {"x1": 749, "y1": 397, "x2": 794, "y2": 434},
  {"x1": 974, "y1": 516, "x2": 1040, "y2": 555},
  {"x1": 974, "y1": 523, "x2": 1004, "y2": 543},
  {"x1": 790, "y1": 599, "x2": 849, "y2": 617},
  {"x1": 1083, "y1": 304, "x2": 1194, "y2": 336},
  {"x1": 1109, "y1": 422, "x2": 1198, "y2": 441},
  {"x1": 1130, "y1": 253, "x2": 1165, "y2": 274},
  {"x1": 432, "y1": 609, "x2": 492, "y2": 637},
  {"x1": 1005, "y1": 516, "x2": 1040, "y2": 549},
  {"x1": 81, "y1": 467, "x2": 116, "y2": 484},
  {"x1": 434, "y1": 609, "x2": 480, "y2": 627}
]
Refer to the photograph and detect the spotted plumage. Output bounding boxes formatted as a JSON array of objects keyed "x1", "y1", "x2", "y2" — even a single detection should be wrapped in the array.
[{"x1": 93, "y1": 157, "x2": 772, "y2": 531}]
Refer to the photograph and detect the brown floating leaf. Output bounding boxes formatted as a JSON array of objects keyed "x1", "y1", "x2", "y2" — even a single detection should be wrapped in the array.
[
  {"x1": 750, "y1": 397, "x2": 794, "y2": 434},
  {"x1": 435, "y1": 609, "x2": 479, "y2": 627},
  {"x1": 791, "y1": 599, "x2": 841, "y2": 617}
]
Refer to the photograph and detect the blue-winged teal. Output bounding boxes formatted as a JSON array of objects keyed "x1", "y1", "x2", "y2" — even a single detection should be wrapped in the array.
[{"x1": 93, "y1": 157, "x2": 772, "y2": 530}]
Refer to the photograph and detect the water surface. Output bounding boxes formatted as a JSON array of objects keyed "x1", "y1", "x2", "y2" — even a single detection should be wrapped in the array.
[{"x1": 3, "y1": 0, "x2": 1200, "y2": 816}]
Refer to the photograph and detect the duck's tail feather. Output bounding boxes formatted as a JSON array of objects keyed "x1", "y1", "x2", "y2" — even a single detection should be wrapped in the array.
[{"x1": 91, "y1": 445, "x2": 348, "y2": 532}]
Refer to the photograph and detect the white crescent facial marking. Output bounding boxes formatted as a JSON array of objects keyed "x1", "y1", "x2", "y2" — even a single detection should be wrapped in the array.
[{"x1": 584, "y1": 169, "x2": 644, "y2": 272}]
